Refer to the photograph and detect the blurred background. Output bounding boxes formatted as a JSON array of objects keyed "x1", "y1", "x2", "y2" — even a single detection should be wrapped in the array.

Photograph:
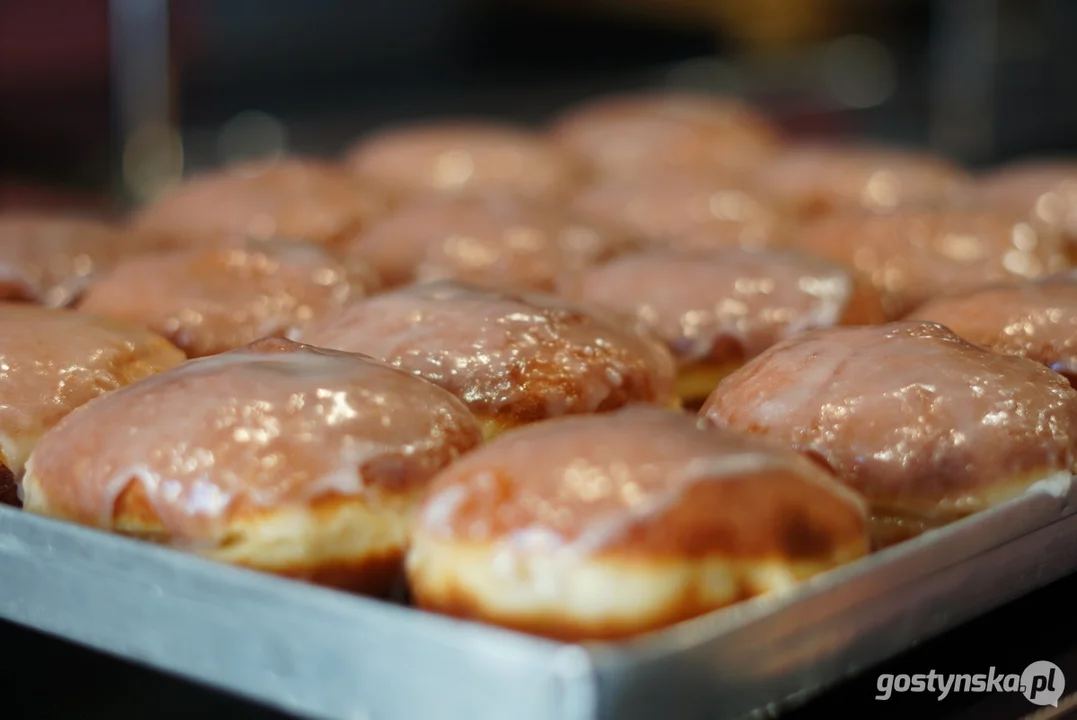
[{"x1": 2, "y1": 0, "x2": 1077, "y2": 212}]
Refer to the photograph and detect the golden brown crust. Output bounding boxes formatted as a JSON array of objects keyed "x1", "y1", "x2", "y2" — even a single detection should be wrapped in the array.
[
  {"x1": 106, "y1": 486, "x2": 413, "y2": 595},
  {"x1": 407, "y1": 406, "x2": 867, "y2": 640},
  {"x1": 407, "y1": 555, "x2": 761, "y2": 643},
  {"x1": 839, "y1": 278, "x2": 889, "y2": 326}
]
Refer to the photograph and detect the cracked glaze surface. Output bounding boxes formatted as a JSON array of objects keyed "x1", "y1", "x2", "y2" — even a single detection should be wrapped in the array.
[
  {"x1": 701, "y1": 322, "x2": 1077, "y2": 517},
  {"x1": 0, "y1": 304, "x2": 184, "y2": 476},
  {"x1": 909, "y1": 275, "x2": 1077, "y2": 384},
  {"x1": 79, "y1": 240, "x2": 379, "y2": 358},
  {"x1": 558, "y1": 249, "x2": 882, "y2": 366},
  {"x1": 299, "y1": 280, "x2": 676, "y2": 424}
]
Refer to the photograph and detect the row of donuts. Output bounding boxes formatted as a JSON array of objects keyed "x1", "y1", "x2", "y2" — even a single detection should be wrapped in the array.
[
  {"x1": 5, "y1": 300, "x2": 1077, "y2": 641},
  {"x1": 0, "y1": 89, "x2": 1072, "y2": 294},
  {"x1": 0, "y1": 90, "x2": 1075, "y2": 641}
]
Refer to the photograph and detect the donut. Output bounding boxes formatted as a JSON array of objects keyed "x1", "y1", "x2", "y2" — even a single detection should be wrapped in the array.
[
  {"x1": 908, "y1": 275, "x2": 1077, "y2": 386},
  {"x1": 77, "y1": 240, "x2": 379, "y2": 359},
  {"x1": 700, "y1": 322, "x2": 1077, "y2": 545},
  {"x1": 406, "y1": 405, "x2": 869, "y2": 641},
  {"x1": 971, "y1": 160, "x2": 1077, "y2": 254},
  {"x1": 130, "y1": 157, "x2": 392, "y2": 249},
  {"x1": 572, "y1": 169, "x2": 789, "y2": 252},
  {"x1": 22, "y1": 338, "x2": 482, "y2": 594},
  {"x1": 298, "y1": 280, "x2": 678, "y2": 438},
  {"x1": 345, "y1": 121, "x2": 587, "y2": 202},
  {"x1": 341, "y1": 190, "x2": 642, "y2": 290},
  {"x1": 0, "y1": 214, "x2": 164, "y2": 308},
  {"x1": 548, "y1": 91, "x2": 781, "y2": 177},
  {"x1": 558, "y1": 249, "x2": 886, "y2": 408},
  {"x1": 789, "y1": 206, "x2": 1069, "y2": 318},
  {"x1": 755, "y1": 144, "x2": 971, "y2": 218},
  {"x1": 0, "y1": 304, "x2": 184, "y2": 505}
]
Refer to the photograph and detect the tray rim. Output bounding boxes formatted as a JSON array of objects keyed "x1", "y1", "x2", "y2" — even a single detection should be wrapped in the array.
[{"x1": 0, "y1": 472, "x2": 1073, "y2": 719}]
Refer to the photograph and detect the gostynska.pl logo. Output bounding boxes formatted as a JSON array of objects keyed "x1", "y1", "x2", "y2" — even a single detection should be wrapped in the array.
[{"x1": 876, "y1": 661, "x2": 1064, "y2": 706}]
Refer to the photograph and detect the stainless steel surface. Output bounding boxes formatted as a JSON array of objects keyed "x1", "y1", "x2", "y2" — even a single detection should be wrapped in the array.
[{"x1": 1, "y1": 474, "x2": 1075, "y2": 720}]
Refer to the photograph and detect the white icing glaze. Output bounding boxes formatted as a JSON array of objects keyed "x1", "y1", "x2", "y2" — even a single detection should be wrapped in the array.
[
  {"x1": 756, "y1": 143, "x2": 971, "y2": 213},
  {"x1": 23, "y1": 339, "x2": 482, "y2": 540},
  {"x1": 78, "y1": 240, "x2": 377, "y2": 358},
  {"x1": 0, "y1": 214, "x2": 163, "y2": 307},
  {"x1": 417, "y1": 405, "x2": 868, "y2": 558},
  {"x1": 549, "y1": 91, "x2": 780, "y2": 176},
  {"x1": 559, "y1": 249, "x2": 857, "y2": 364},
  {"x1": 909, "y1": 279, "x2": 1077, "y2": 381},
  {"x1": 344, "y1": 190, "x2": 641, "y2": 290},
  {"x1": 0, "y1": 304, "x2": 184, "y2": 477},
  {"x1": 347, "y1": 122, "x2": 586, "y2": 202},
  {"x1": 298, "y1": 280, "x2": 677, "y2": 420},
  {"x1": 130, "y1": 157, "x2": 391, "y2": 247},
  {"x1": 703, "y1": 322, "x2": 1077, "y2": 513}
]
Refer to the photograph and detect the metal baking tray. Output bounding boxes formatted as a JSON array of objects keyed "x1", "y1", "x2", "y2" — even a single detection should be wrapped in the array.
[{"x1": 2, "y1": 472, "x2": 1077, "y2": 720}]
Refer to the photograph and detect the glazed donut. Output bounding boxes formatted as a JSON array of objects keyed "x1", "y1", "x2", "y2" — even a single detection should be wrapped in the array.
[
  {"x1": 298, "y1": 280, "x2": 678, "y2": 438},
  {"x1": 77, "y1": 240, "x2": 379, "y2": 359},
  {"x1": 572, "y1": 170, "x2": 789, "y2": 252},
  {"x1": 701, "y1": 322, "x2": 1077, "y2": 544},
  {"x1": 558, "y1": 249, "x2": 886, "y2": 408},
  {"x1": 130, "y1": 157, "x2": 392, "y2": 249},
  {"x1": 790, "y1": 207, "x2": 1069, "y2": 319},
  {"x1": 756, "y1": 144, "x2": 971, "y2": 218},
  {"x1": 0, "y1": 214, "x2": 164, "y2": 308},
  {"x1": 971, "y1": 160, "x2": 1077, "y2": 255},
  {"x1": 22, "y1": 338, "x2": 482, "y2": 595},
  {"x1": 909, "y1": 275, "x2": 1077, "y2": 386},
  {"x1": 548, "y1": 91, "x2": 782, "y2": 178},
  {"x1": 0, "y1": 304, "x2": 184, "y2": 505},
  {"x1": 406, "y1": 405, "x2": 869, "y2": 641},
  {"x1": 345, "y1": 121, "x2": 587, "y2": 202},
  {"x1": 341, "y1": 190, "x2": 642, "y2": 290}
]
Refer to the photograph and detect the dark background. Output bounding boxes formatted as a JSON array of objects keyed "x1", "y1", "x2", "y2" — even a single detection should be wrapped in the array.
[{"x1": 5, "y1": 0, "x2": 1077, "y2": 207}]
